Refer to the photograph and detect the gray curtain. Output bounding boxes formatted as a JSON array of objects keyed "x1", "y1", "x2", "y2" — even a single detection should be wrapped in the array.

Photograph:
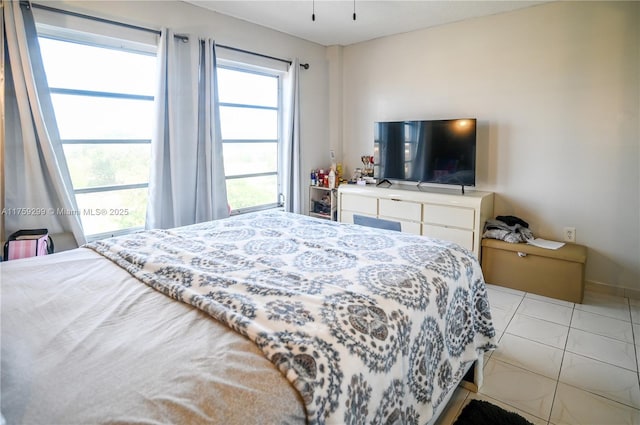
[
  {"x1": 3, "y1": 0, "x2": 86, "y2": 245},
  {"x1": 282, "y1": 58, "x2": 301, "y2": 213},
  {"x1": 146, "y1": 29, "x2": 229, "y2": 229}
]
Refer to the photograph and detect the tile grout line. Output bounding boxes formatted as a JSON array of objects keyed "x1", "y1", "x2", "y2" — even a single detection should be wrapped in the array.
[
  {"x1": 569, "y1": 294, "x2": 638, "y2": 373},
  {"x1": 553, "y1": 380, "x2": 640, "y2": 412},
  {"x1": 515, "y1": 310, "x2": 572, "y2": 328},
  {"x1": 556, "y1": 296, "x2": 640, "y2": 414},
  {"x1": 484, "y1": 357, "x2": 556, "y2": 423},
  {"x1": 488, "y1": 289, "x2": 640, "y2": 422},
  {"x1": 574, "y1": 304, "x2": 635, "y2": 323},
  {"x1": 481, "y1": 293, "x2": 546, "y2": 421},
  {"x1": 630, "y1": 297, "x2": 640, "y2": 395},
  {"x1": 561, "y1": 348, "x2": 639, "y2": 374},
  {"x1": 490, "y1": 292, "x2": 565, "y2": 424},
  {"x1": 492, "y1": 353, "x2": 640, "y2": 414},
  {"x1": 517, "y1": 296, "x2": 638, "y2": 370},
  {"x1": 562, "y1": 296, "x2": 640, "y2": 410},
  {"x1": 546, "y1": 300, "x2": 575, "y2": 424},
  {"x1": 501, "y1": 293, "x2": 526, "y2": 333}
]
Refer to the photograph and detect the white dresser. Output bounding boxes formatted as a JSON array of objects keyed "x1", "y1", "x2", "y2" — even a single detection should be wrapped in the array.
[{"x1": 338, "y1": 184, "x2": 494, "y2": 259}]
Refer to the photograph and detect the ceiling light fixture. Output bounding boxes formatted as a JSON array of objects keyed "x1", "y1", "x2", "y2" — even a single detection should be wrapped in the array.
[{"x1": 311, "y1": 1, "x2": 357, "y2": 22}]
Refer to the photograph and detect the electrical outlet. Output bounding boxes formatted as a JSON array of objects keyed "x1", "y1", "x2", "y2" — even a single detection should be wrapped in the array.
[{"x1": 563, "y1": 227, "x2": 576, "y2": 242}]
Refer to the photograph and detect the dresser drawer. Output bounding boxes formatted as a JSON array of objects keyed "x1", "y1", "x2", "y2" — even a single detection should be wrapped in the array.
[
  {"x1": 422, "y1": 225, "x2": 474, "y2": 251},
  {"x1": 337, "y1": 186, "x2": 493, "y2": 259},
  {"x1": 379, "y1": 199, "x2": 421, "y2": 222},
  {"x1": 423, "y1": 204, "x2": 475, "y2": 230},
  {"x1": 399, "y1": 220, "x2": 421, "y2": 235},
  {"x1": 340, "y1": 194, "x2": 377, "y2": 215}
]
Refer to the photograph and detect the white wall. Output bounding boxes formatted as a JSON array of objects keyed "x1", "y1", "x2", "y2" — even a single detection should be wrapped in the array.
[
  {"x1": 47, "y1": 0, "x2": 331, "y2": 216},
  {"x1": 340, "y1": 1, "x2": 639, "y2": 290}
]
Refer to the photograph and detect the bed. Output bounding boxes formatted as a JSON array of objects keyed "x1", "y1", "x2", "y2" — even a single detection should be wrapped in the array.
[{"x1": 1, "y1": 210, "x2": 496, "y2": 424}]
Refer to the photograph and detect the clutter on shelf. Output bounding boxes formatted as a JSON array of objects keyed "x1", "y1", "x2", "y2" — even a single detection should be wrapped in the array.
[
  {"x1": 310, "y1": 163, "x2": 342, "y2": 189},
  {"x1": 312, "y1": 193, "x2": 332, "y2": 215}
]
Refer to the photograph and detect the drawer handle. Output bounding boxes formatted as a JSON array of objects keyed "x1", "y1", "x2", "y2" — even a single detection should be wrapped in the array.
[{"x1": 517, "y1": 252, "x2": 527, "y2": 258}]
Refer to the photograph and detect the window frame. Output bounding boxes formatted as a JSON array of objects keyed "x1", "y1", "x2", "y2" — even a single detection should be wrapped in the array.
[
  {"x1": 35, "y1": 28, "x2": 157, "y2": 240},
  {"x1": 217, "y1": 62, "x2": 284, "y2": 215}
]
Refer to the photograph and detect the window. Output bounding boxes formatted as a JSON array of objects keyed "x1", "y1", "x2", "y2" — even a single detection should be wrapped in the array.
[
  {"x1": 217, "y1": 65, "x2": 282, "y2": 213},
  {"x1": 37, "y1": 33, "x2": 156, "y2": 238}
]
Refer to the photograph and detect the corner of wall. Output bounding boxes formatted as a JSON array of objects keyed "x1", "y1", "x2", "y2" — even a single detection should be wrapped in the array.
[{"x1": 326, "y1": 45, "x2": 343, "y2": 166}]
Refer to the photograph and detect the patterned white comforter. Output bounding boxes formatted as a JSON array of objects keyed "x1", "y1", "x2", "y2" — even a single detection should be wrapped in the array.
[{"x1": 87, "y1": 210, "x2": 496, "y2": 424}]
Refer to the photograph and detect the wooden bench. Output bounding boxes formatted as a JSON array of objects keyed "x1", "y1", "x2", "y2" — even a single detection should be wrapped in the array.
[{"x1": 481, "y1": 239, "x2": 587, "y2": 303}]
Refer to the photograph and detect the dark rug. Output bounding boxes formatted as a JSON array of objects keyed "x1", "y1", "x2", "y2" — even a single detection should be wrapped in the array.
[{"x1": 453, "y1": 399, "x2": 535, "y2": 425}]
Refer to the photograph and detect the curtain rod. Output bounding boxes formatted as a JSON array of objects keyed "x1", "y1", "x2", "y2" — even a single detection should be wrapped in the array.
[
  {"x1": 27, "y1": 1, "x2": 310, "y2": 69},
  {"x1": 216, "y1": 44, "x2": 309, "y2": 69}
]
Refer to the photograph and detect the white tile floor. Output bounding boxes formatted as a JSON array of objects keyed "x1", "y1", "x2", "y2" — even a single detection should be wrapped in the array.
[{"x1": 436, "y1": 285, "x2": 640, "y2": 425}]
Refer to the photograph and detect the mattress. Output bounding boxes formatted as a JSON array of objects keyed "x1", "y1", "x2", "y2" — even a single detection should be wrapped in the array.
[
  {"x1": 1, "y1": 211, "x2": 496, "y2": 424},
  {"x1": 1, "y1": 247, "x2": 305, "y2": 424}
]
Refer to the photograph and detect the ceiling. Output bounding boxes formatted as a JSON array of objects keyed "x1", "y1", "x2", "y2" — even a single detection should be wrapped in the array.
[{"x1": 185, "y1": 0, "x2": 547, "y2": 46}]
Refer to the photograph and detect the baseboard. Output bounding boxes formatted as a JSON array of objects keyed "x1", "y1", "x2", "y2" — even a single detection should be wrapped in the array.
[{"x1": 585, "y1": 280, "x2": 640, "y2": 300}]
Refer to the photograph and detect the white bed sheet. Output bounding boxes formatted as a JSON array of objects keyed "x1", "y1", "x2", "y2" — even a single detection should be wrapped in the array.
[{"x1": 1, "y1": 248, "x2": 306, "y2": 424}]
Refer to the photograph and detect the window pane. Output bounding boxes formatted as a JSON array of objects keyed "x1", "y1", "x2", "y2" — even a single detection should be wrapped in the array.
[
  {"x1": 217, "y1": 65, "x2": 281, "y2": 212},
  {"x1": 63, "y1": 144, "x2": 150, "y2": 189},
  {"x1": 226, "y1": 175, "x2": 277, "y2": 211},
  {"x1": 52, "y1": 94, "x2": 153, "y2": 139},
  {"x1": 223, "y1": 142, "x2": 277, "y2": 176},
  {"x1": 38, "y1": 32, "x2": 155, "y2": 237},
  {"x1": 218, "y1": 68, "x2": 277, "y2": 107},
  {"x1": 220, "y1": 106, "x2": 277, "y2": 140},
  {"x1": 39, "y1": 37, "x2": 156, "y2": 96},
  {"x1": 75, "y1": 188, "x2": 147, "y2": 236}
]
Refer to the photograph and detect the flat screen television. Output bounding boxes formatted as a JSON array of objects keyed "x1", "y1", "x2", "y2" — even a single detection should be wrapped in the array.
[{"x1": 374, "y1": 118, "x2": 477, "y2": 187}]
